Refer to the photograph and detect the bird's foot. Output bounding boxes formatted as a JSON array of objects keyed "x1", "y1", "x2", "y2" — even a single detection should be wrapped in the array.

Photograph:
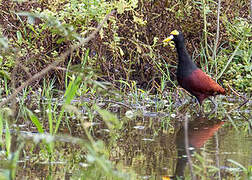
[
  {"x1": 197, "y1": 102, "x2": 206, "y2": 117},
  {"x1": 206, "y1": 106, "x2": 218, "y2": 117},
  {"x1": 206, "y1": 97, "x2": 218, "y2": 117}
]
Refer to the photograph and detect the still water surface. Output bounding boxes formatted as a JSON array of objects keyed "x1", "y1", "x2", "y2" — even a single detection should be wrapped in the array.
[{"x1": 2, "y1": 97, "x2": 251, "y2": 179}]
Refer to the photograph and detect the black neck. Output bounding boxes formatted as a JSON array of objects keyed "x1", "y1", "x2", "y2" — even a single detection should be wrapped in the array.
[
  {"x1": 175, "y1": 42, "x2": 197, "y2": 77},
  {"x1": 176, "y1": 43, "x2": 190, "y2": 64}
]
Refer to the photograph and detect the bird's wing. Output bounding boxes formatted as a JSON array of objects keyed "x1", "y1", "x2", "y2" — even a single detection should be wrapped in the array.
[{"x1": 188, "y1": 69, "x2": 225, "y2": 95}]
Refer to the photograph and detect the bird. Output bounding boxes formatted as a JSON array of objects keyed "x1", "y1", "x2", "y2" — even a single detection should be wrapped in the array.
[{"x1": 163, "y1": 30, "x2": 225, "y2": 110}]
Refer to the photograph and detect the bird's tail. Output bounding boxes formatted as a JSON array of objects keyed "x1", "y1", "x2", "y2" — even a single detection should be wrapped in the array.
[{"x1": 216, "y1": 86, "x2": 225, "y2": 95}]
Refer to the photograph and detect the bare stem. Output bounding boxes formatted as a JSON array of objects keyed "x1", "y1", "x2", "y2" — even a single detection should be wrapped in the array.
[
  {"x1": 212, "y1": 0, "x2": 221, "y2": 78},
  {"x1": 203, "y1": 0, "x2": 210, "y2": 60}
]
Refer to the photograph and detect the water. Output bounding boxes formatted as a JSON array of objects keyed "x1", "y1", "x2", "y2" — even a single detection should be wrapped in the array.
[
  {"x1": 115, "y1": 114, "x2": 251, "y2": 179},
  {"x1": 1, "y1": 96, "x2": 251, "y2": 179}
]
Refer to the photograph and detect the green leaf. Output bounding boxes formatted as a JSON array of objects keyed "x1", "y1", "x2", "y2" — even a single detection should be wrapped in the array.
[
  {"x1": 0, "y1": 37, "x2": 8, "y2": 49},
  {"x1": 16, "y1": 31, "x2": 23, "y2": 44},
  {"x1": 5, "y1": 121, "x2": 11, "y2": 157},
  {"x1": 116, "y1": 0, "x2": 127, "y2": 14},
  {"x1": 27, "y1": 109, "x2": 44, "y2": 133}
]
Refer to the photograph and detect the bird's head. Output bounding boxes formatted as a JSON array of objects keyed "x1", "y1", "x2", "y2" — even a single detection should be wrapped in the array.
[{"x1": 163, "y1": 30, "x2": 184, "y2": 47}]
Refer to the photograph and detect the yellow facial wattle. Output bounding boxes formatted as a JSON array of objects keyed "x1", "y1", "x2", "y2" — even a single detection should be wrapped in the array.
[
  {"x1": 162, "y1": 30, "x2": 180, "y2": 45},
  {"x1": 170, "y1": 30, "x2": 179, "y2": 35}
]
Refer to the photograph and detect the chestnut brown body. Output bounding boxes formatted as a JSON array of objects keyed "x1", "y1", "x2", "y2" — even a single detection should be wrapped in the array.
[{"x1": 177, "y1": 68, "x2": 225, "y2": 104}]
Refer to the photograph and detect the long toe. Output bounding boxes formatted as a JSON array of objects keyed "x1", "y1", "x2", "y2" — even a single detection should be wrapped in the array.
[
  {"x1": 198, "y1": 104, "x2": 205, "y2": 116},
  {"x1": 207, "y1": 106, "x2": 218, "y2": 117},
  {"x1": 208, "y1": 97, "x2": 217, "y2": 109}
]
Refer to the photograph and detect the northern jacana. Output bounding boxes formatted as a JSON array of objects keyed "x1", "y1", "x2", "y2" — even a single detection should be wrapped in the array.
[{"x1": 163, "y1": 30, "x2": 225, "y2": 109}]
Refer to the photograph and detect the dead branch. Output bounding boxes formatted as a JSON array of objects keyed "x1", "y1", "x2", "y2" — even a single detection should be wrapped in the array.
[{"x1": 0, "y1": 10, "x2": 116, "y2": 108}]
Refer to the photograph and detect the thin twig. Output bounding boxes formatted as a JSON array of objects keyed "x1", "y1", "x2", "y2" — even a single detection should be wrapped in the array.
[
  {"x1": 228, "y1": 99, "x2": 249, "y2": 113},
  {"x1": 203, "y1": 0, "x2": 210, "y2": 59},
  {"x1": 226, "y1": 84, "x2": 249, "y2": 113},
  {"x1": 213, "y1": 0, "x2": 221, "y2": 77},
  {"x1": 227, "y1": 83, "x2": 247, "y2": 100},
  {"x1": 226, "y1": 84, "x2": 249, "y2": 112},
  {"x1": 184, "y1": 113, "x2": 196, "y2": 180},
  {"x1": 0, "y1": 10, "x2": 116, "y2": 108}
]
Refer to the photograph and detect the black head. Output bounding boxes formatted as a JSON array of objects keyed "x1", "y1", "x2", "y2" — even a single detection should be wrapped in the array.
[{"x1": 163, "y1": 30, "x2": 185, "y2": 46}]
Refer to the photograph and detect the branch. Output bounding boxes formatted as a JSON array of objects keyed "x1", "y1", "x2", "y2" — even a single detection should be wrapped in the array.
[{"x1": 0, "y1": 10, "x2": 116, "y2": 108}]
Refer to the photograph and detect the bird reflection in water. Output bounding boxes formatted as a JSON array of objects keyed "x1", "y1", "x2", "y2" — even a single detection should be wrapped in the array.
[{"x1": 164, "y1": 115, "x2": 224, "y2": 180}]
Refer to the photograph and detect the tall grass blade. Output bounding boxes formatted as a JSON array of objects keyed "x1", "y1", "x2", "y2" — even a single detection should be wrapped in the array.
[
  {"x1": 27, "y1": 108, "x2": 44, "y2": 133},
  {"x1": 54, "y1": 75, "x2": 82, "y2": 134},
  {"x1": 5, "y1": 120, "x2": 11, "y2": 157},
  {"x1": 10, "y1": 142, "x2": 24, "y2": 179}
]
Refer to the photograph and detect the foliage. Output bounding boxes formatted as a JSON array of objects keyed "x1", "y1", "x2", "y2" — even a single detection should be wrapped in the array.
[{"x1": 220, "y1": 18, "x2": 252, "y2": 93}]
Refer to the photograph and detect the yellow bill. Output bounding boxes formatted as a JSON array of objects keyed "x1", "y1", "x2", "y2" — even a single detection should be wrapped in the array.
[
  {"x1": 163, "y1": 35, "x2": 174, "y2": 43},
  {"x1": 163, "y1": 30, "x2": 179, "y2": 47}
]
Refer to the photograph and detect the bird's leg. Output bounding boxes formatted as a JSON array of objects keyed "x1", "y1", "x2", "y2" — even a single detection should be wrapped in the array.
[
  {"x1": 192, "y1": 97, "x2": 198, "y2": 104},
  {"x1": 206, "y1": 97, "x2": 218, "y2": 116},
  {"x1": 190, "y1": 97, "x2": 203, "y2": 115},
  {"x1": 197, "y1": 101, "x2": 204, "y2": 115},
  {"x1": 208, "y1": 97, "x2": 217, "y2": 111}
]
